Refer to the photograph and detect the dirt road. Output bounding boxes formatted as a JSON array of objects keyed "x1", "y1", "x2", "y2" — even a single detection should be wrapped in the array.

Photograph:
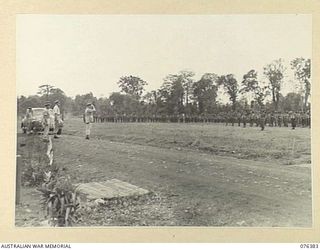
[{"x1": 54, "y1": 132, "x2": 311, "y2": 227}]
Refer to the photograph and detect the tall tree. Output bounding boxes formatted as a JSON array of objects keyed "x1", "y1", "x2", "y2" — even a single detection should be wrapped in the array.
[
  {"x1": 47, "y1": 88, "x2": 68, "y2": 116},
  {"x1": 17, "y1": 95, "x2": 42, "y2": 115},
  {"x1": 193, "y1": 73, "x2": 219, "y2": 114},
  {"x1": 179, "y1": 70, "x2": 195, "y2": 108},
  {"x1": 160, "y1": 74, "x2": 185, "y2": 115},
  {"x1": 37, "y1": 85, "x2": 69, "y2": 115},
  {"x1": 117, "y1": 75, "x2": 147, "y2": 100},
  {"x1": 37, "y1": 84, "x2": 55, "y2": 100},
  {"x1": 217, "y1": 74, "x2": 239, "y2": 111},
  {"x1": 96, "y1": 97, "x2": 114, "y2": 117},
  {"x1": 143, "y1": 90, "x2": 160, "y2": 117},
  {"x1": 109, "y1": 92, "x2": 140, "y2": 116},
  {"x1": 281, "y1": 92, "x2": 302, "y2": 112},
  {"x1": 240, "y1": 69, "x2": 269, "y2": 108},
  {"x1": 73, "y1": 92, "x2": 97, "y2": 115},
  {"x1": 263, "y1": 59, "x2": 286, "y2": 111},
  {"x1": 109, "y1": 92, "x2": 125, "y2": 116},
  {"x1": 291, "y1": 58, "x2": 311, "y2": 110}
]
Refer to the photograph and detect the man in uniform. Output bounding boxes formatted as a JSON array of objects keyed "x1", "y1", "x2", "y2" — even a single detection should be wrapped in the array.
[
  {"x1": 237, "y1": 111, "x2": 241, "y2": 127},
  {"x1": 295, "y1": 111, "x2": 301, "y2": 127},
  {"x1": 290, "y1": 111, "x2": 297, "y2": 130},
  {"x1": 266, "y1": 112, "x2": 271, "y2": 126},
  {"x1": 42, "y1": 102, "x2": 51, "y2": 142},
  {"x1": 241, "y1": 112, "x2": 247, "y2": 128},
  {"x1": 301, "y1": 111, "x2": 307, "y2": 127},
  {"x1": 307, "y1": 110, "x2": 311, "y2": 128},
  {"x1": 53, "y1": 100, "x2": 62, "y2": 139},
  {"x1": 270, "y1": 112, "x2": 275, "y2": 127},
  {"x1": 249, "y1": 111, "x2": 254, "y2": 127},
  {"x1": 84, "y1": 102, "x2": 96, "y2": 139},
  {"x1": 225, "y1": 112, "x2": 229, "y2": 126},
  {"x1": 255, "y1": 112, "x2": 260, "y2": 127},
  {"x1": 259, "y1": 110, "x2": 266, "y2": 131},
  {"x1": 231, "y1": 111, "x2": 235, "y2": 126},
  {"x1": 26, "y1": 107, "x2": 34, "y2": 134},
  {"x1": 277, "y1": 112, "x2": 283, "y2": 127},
  {"x1": 283, "y1": 112, "x2": 289, "y2": 127}
]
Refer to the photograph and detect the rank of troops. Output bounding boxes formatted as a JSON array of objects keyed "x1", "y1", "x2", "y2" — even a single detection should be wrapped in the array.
[
  {"x1": 91, "y1": 110, "x2": 311, "y2": 131},
  {"x1": 25, "y1": 100, "x2": 310, "y2": 142},
  {"x1": 221, "y1": 110, "x2": 311, "y2": 130}
]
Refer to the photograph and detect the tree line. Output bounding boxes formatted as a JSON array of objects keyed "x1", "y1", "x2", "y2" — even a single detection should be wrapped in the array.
[{"x1": 17, "y1": 57, "x2": 311, "y2": 118}]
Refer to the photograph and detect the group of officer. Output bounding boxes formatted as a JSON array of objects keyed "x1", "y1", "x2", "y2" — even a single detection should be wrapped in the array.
[
  {"x1": 23, "y1": 100, "x2": 63, "y2": 141},
  {"x1": 42, "y1": 100, "x2": 63, "y2": 141},
  {"x1": 41, "y1": 100, "x2": 97, "y2": 140}
]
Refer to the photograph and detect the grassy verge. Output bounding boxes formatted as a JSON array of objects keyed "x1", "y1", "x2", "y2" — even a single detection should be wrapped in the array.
[{"x1": 63, "y1": 117, "x2": 311, "y2": 165}]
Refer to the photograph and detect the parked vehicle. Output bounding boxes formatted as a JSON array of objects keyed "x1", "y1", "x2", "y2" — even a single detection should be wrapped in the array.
[{"x1": 21, "y1": 108, "x2": 60, "y2": 134}]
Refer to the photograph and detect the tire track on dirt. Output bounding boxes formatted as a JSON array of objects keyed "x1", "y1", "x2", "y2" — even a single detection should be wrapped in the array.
[{"x1": 54, "y1": 134, "x2": 312, "y2": 226}]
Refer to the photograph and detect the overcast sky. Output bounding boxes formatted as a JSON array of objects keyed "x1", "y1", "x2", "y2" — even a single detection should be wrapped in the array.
[{"x1": 16, "y1": 14, "x2": 311, "y2": 100}]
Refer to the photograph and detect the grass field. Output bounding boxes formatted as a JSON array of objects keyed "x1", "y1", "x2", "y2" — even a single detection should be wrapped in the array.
[{"x1": 64, "y1": 117, "x2": 311, "y2": 165}]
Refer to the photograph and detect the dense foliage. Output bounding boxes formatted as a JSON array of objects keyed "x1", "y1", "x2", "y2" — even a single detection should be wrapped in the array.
[{"x1": 17, "y1": 58, "x2": 311, "y2": 118}]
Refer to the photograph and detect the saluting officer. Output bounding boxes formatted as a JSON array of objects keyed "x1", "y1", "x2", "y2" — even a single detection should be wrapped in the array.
[{"x1": 84, "y1": 102, "x2": 96, "y2": 140}]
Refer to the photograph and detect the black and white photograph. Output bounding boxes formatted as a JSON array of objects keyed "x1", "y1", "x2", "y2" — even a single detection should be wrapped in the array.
[{"x1": 15, "y1": 14, "x2": 312, "y2": 228}]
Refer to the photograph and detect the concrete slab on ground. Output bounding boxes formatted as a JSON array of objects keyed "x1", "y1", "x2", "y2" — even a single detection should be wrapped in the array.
[{"x1": 77, "y1": 179, "x2": 149, "y2": 200}]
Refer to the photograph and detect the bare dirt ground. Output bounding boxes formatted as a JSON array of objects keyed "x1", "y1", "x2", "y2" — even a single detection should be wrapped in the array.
[{"x1": 16, "y1": 118, "x2": 312, "y2": 227}]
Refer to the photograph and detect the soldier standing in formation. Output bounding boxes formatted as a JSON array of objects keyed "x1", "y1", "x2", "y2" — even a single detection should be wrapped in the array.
[
  {"x1": 277, "y1": 112, "x2": 283, "y2": 127},
  {"x1": 296, "y1": 112, "x2": 302, "y2": 127},
  {"x1": 84, "y1": 103, "x2": 96, "y2": 140},
  {"x1": 283, "y1": 112, "x2": 289, "y2": 127},
  {"x1": 259, "y1": 110, "x2": 266, "y2": 131},
  {"x1": 237, "y1": 112, "x2": 241, "y2": 127},
  {"x1": 81, "y1": 105, "x2": 310, "y2": 131},
  {"x1": 225, "y1": 112, "x2": 229, "y2": 126},
  {"x1": 242, "y1": 112, "x2": 247, "y2": 128},
  {"x1": 249, "y1": 111, "x2": 254, "y2": 127},
  {"x1": 301, "y1": 112, "x2": 308, "y2": 127},
  {"x1": 231, "y1": 111, "x2": 235, "y2": 126},
  {"x1": 270, "y1": 112, "x2": 275, "y2": 127},
  {"x1": 289, "y1": 111, "x2": 297, "y2": 130},
  {"x1": 307, "y1": 110, "x2": 311, "y2": 128}
]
